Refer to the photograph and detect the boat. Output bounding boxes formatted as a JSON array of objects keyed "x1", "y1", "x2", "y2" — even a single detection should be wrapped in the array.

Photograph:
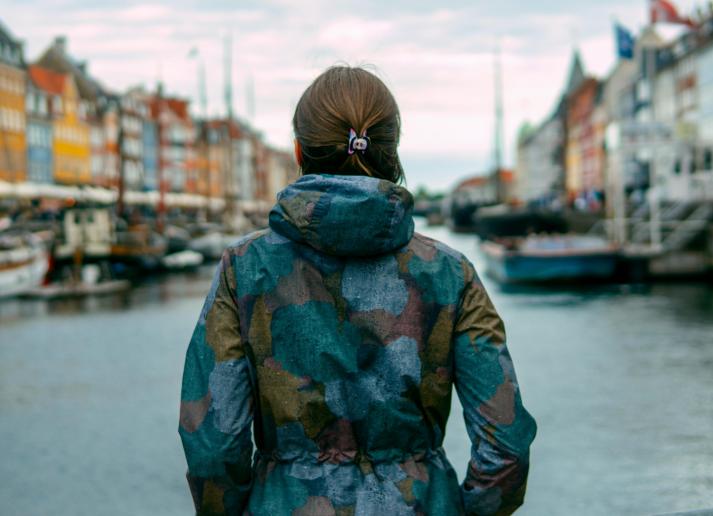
[
  {"x1": 54, "y1": 207, "x2": 114, "y2": 262},
  {"x1": 0, "y1": 232, "x2": 50, "y2": 298},
  {"x1": 473, "y1": 205, "x2": 568, "y2": 239},
  {"x1": 164, "y1": 224, "x2": 191, "y2": 254},
  {"x1": 481, "y1": 234, "x2": 620, "y2": 284},
  {"x1": 111, "y1": 223, "x2": 168, "y2": 271},
  {"x1": 161, "y1": 249, "x2": 204, "y2": 271},
  {"x1": 188, "y1": 222, "x2": 243, "y2": 260}
]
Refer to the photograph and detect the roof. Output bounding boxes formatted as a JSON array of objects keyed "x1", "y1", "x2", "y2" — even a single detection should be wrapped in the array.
[
  {"x1": 454, "y1": 175, "x2": 490, "y2": 191},
  {"x1": 0, "y1": 19, "x2": 19, "y2": 47},
  {"x1": 200, "y1": 118, "x2": 249, "y2": 139},
  {"x1": 35, "y1": 37, "x2": 103, "y2": 101},
  {"x1": 0, "y1": 19, "x2": 24, "y2": 67},
  {"x1": 28, "y1": 65, "x2": 66, "y2": 95},
  {"x1": 166, "y1": 98, "x2": 189, "y2": 119},
  {"x1": 565, "y1": 51, "x2": 585, "y2": 95},
  {"x1": 498, "y1": 169, "x2": 514, "y2": 184}
]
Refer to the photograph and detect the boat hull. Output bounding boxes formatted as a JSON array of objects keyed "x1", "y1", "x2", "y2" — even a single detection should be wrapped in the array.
[
  {"x1": 482, "y1": 241, "x2": 619, "y2": 284},
  {"x1": 0, "y1": 250, "x2": 49, "y2": 298}
]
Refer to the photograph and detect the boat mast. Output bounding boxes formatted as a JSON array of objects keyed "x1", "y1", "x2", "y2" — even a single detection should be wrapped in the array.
[
  {"x1": 156, "y1": 81, "x2": 166, "y2": 234},
  {"x1": 224, "y1": 33, "x2": 234, "y2": 121},
  {"x1": 494, "y1": 42, "x2": 505, "y2": 203},
  {"x1": 223, "y1": 33, "x2": 235, "y2": 226},
  {"x1": 197, "y1": 52, "x2": 210, "y2": 216},
  {"x1": 246, "y1": 75, "x2": 255, "y2": 123}
]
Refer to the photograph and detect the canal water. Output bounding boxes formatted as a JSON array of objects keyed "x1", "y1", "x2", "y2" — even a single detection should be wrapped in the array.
[{"x1": 1, "y1": 219, "x2": 712, "y2": 516}]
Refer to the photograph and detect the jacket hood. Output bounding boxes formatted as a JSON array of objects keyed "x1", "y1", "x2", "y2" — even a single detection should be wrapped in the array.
[{"x1": 268, "y1": 173, "x2": 415, "y2": 257}]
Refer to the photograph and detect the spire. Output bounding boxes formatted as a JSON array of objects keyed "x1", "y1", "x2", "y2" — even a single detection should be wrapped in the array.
[{"x1": 565, "y1": 50, "x2": 585, "y2": 94}]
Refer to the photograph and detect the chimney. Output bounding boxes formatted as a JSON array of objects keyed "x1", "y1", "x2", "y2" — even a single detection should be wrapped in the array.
[{"x1": 53, "y1": 36, "x2": 67, "y2": 54}]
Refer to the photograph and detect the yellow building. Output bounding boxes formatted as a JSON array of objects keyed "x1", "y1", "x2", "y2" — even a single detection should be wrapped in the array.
[
  {"x1": 0, "y1": 23, "x2": 27, "y2": 182},
  {"x1": 29, "y1": 65, "x2": 90, "y2": 184}
]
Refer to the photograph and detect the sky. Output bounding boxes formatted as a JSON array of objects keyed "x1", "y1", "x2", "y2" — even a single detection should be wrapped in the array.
[{"x1": 2, "y1": 0, "x2": 702, "y2": 192}]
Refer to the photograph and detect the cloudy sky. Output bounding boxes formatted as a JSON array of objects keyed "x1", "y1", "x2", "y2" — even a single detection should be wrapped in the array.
[{"x1": 3, "y1": 0, "x2": 700, "y2": 191}]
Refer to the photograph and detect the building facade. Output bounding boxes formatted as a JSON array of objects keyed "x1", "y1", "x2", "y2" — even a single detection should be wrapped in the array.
[
  {"x1": 120, "y1": 89, "x2": 148, "y2": 191},
  {"x1": 142, "y1": 118, "x2": 158, "y2": 191},
  {"x1": 149, "y1": 90, "x2": 194, "y2": 194},
  {"x1": 25, "y1": 69, "x2": 53, "y2": 183},
  {"x1": 566, "y1": 77, "x2": 604, "y2": 207},
  {"x1": 0, "y1": 22, "x2": 26, "y2": 182},
  {"x1": 516, "y1": 113, "x2": 564, "y2": 205},
  {"x1": 28, "y1": 65, "x2": 91, "y2": 185}
]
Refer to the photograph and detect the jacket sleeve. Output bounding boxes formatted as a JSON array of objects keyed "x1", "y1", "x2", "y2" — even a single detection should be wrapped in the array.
[
  {"x1": 453, "y1": 259, "x2": 537, "y2": 516},
  {"x1": 179, "y1": 248, "x2": 254, "y2": 515}
]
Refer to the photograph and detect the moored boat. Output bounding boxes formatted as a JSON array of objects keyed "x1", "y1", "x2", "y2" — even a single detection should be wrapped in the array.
[
  {"x1": 0, "y1": 232, "x2": 50, "y2": 298},
  {"x1": 481, "y1": 234, "x2": 620, "y2": 284},
  {"x1": 161, "y1": 249, "x2": 204, "y2": 271}
]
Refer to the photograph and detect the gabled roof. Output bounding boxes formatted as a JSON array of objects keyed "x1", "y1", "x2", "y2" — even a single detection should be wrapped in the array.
[
  {"x1": 35, "y1": 37, "x2": 103, "y2": 101},
  {"x1": 28, "y1": 65, "x2": 66, "y2": 95}
]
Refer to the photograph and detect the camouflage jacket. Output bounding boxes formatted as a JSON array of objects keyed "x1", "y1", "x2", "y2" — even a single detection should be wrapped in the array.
[{"x1": 179, "y1": 173, "x2": 536, "y2": 515}]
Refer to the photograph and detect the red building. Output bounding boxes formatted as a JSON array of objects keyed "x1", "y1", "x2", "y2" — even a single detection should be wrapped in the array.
[{"x1": 148, "y1": 88, "x2": 195, "y2": 194}]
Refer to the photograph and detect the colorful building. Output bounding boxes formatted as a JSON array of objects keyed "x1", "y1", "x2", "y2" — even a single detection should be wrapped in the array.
[
  {"x1": 148, "y1": 88, "x2": 194, "y2": 193},
  {"x1": 35, "y1": 36, "x2": 114, "y2": 188},
  {"x1": 142, "y1": 119, "x2": 158, "y2": 191},
  {"x1": 199, "y1": 120, "x2": 229, "y2": 200},
  {"x1": 0, "y1": 21, "x2": 27, "y2": 183},
  {"x1": 100, "y1": 101, "x2": 120, "y2": 189},
  {"x1": 25, "y1": 68, "x2": 53, "y2": 183},
  {"x1": 119, "y1": 88, "x2": 148, "y2": 191},
  {"x1": 28, "y1": 66, "x2": 91, "y2": 185}
]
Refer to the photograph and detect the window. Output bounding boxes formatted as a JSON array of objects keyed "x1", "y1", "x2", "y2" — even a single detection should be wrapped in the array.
[
  {"x1": 704, "y1": 149, "x2": 713, "y2": 172},
  {"x1": 38, "y1": 95, "x2": 48, "y2": 116}
]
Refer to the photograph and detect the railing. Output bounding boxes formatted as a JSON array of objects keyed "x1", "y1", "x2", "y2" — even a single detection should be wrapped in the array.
[{"x1": 662, "y1": 203, "x2": 713, "y2": 251}]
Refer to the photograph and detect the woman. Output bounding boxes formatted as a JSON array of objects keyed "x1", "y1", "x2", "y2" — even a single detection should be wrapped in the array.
[{"x1": 179, "y1": 66, "x2": 536, "y2": 515}]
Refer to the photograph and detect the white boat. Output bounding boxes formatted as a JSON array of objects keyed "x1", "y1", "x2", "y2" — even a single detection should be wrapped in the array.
[
  {"x1": 0, "y1": 233, "x2": 49, "y2": 298},
  {"x1": 161, "y1": 249, "x2": 204, "y2": 270}
]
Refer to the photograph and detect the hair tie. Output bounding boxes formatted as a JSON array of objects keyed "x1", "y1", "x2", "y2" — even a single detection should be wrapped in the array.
[{"x1": 347, "y1": 128, "x2": 369, "y2": 155}]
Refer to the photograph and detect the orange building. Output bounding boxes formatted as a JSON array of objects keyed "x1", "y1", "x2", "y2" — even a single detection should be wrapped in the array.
[
  {"x1": 28, "y1": 65, "x2": 91, "y2": 185},
  {"x1": 0, "y1": 23, "x2": 27, "y2": 182}
]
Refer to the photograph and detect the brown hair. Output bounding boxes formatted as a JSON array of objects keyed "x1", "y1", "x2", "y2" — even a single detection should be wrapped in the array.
[{"x1": 292, "y1": 65, "x2": 405, "y2": 184}]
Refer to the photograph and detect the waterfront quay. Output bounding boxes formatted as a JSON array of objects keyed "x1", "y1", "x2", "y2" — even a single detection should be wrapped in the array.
[{"x1": 1, "y1": 219, "x2": 712, "y2": 516}]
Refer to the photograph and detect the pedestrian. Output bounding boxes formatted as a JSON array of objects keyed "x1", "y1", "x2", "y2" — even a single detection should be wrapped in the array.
[{"x1": 179, "y1": 65, "x2": 536, "y2": 515}]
